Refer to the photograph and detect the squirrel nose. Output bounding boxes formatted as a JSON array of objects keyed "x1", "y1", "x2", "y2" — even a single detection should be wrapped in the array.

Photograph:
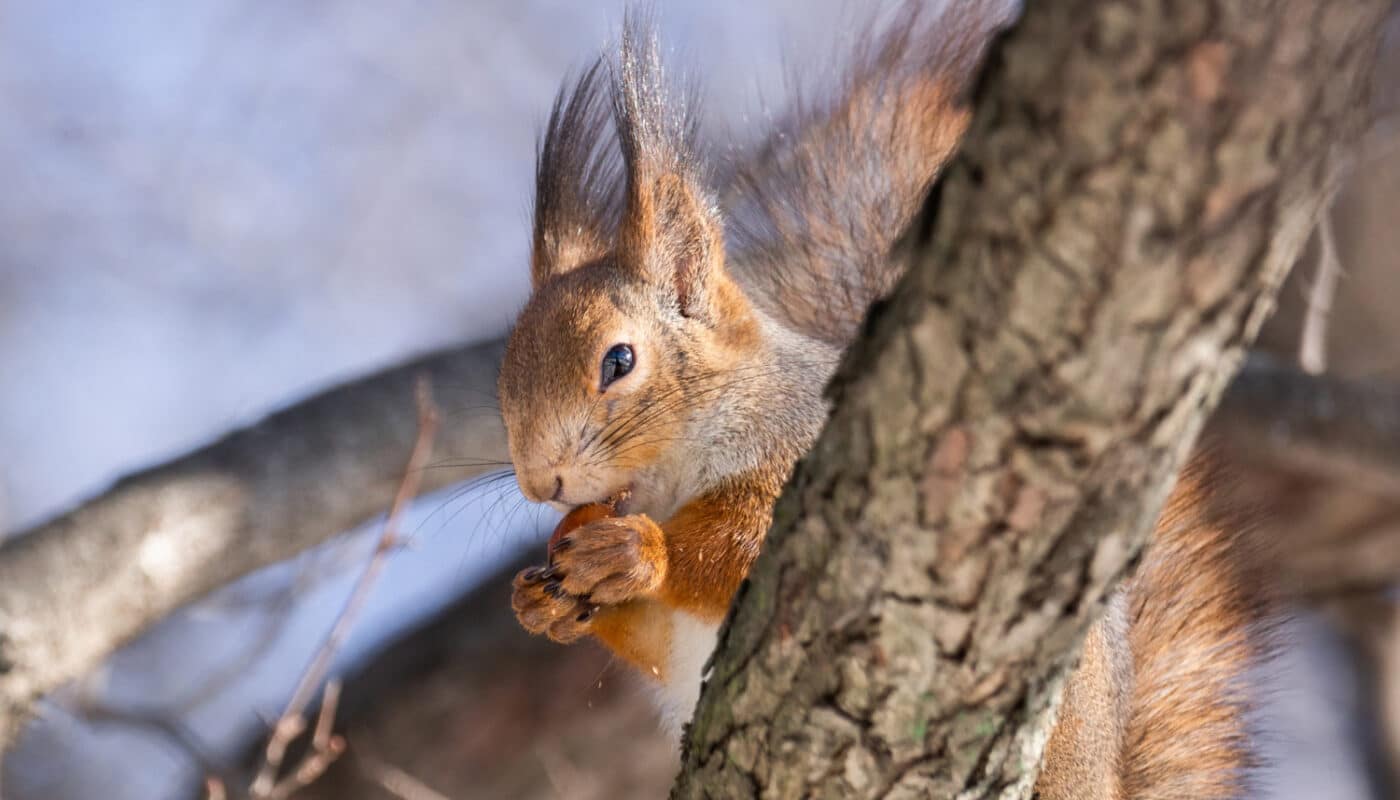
[{"x1": 519, "y1": 471, "x2": 564, "y2": 504}]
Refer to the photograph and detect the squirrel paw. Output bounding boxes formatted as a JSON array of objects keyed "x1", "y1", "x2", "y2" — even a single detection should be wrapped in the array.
[
  {"x1": 548, "y1": 514, "x2": 667, "y2": 605},
  {"x1": 511, "y1": 565, "x2": 597, "y2": 644}
]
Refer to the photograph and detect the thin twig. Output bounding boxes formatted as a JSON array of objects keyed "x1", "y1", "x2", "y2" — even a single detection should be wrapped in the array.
[
  {"x1": 264, "y1": 681, "x2": 346, "y2": 800},
  {"x1": 358, "y1": 748, "x2": 453, "y2": 800},
  {"x1": 310, "y1": 679, "x2": 342, "y2": 754},
  {"x1": 248, "y1": 377, "x2": 439, "y2": 798},
  {"x1": 1299, "y1": 210, "x2": 1342, "y2": 375},
  {"x1": 0, "y1": 339, "x2": 505, "y2": 755}
]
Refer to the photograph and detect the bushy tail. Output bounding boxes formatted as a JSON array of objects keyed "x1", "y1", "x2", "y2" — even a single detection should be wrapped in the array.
[
  {"x1": 1040, "y1": 459, "x2": 1277, "y2": 799},
  {"x1": 1120, "y1": 460, "x2": 1276, "y2": 799},
  {"x1": 722, "y1": 1, "x2": 1008, "y2": 345}
]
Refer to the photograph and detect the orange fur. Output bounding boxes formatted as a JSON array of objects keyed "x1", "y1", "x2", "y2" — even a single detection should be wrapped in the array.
[
  {"x1": 1037, "y1": 461, "x2": 1274, "y2": 799},
  {"x1": 589, "y1": 600, "x2": 673, "y2": 679}
]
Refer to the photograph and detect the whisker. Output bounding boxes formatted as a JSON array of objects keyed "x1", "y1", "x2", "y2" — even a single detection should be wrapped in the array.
[
  {"x1": 411, "y1": 469, "x2": 518, "y2": 539},
  {"x1": 590, "y1": 361, "x2": 814, "y2": 456}
]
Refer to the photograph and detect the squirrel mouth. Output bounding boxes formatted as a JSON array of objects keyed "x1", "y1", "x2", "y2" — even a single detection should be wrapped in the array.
[{"x1": 606, "y1": 485, "x2": 634, "y2": 515}]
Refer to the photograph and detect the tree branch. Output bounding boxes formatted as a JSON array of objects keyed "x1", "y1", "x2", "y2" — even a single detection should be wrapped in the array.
[
  {"x1": 0, "y1": 339, "x2": 507, "y2": 751},
  {"x1": 674, "y1": 1, "x2": 1387, "y2": 797},
  {"x1": 1211, "y1": 352, "x2": 1400, "y2": 498},
  {"x1": 248, "y1": 377, "x2": 439, "y2": 798}
]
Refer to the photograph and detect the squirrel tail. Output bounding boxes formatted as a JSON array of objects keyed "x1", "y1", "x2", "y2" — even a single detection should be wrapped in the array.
[
  {"x1": 1118, "y1": 459, "x2": 1278, "y2": 799},
  {"x1": 723, "y1": 1, "x2": 1007, "y2": 345},
  {"x1": 1040, "y1": 458, "x2": 1278, "y2": 799}
]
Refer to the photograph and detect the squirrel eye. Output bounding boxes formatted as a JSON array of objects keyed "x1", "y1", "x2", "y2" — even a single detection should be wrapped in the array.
[{"x1": 600, "y1": 344, "x2": 635, "y2": 389}]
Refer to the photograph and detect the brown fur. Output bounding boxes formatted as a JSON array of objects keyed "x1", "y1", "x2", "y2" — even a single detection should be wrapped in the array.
[
  {"x1": 500, "y1": 5, "x2": 1271, "y2": 798},
  {"x1": 1117, "y1": 462, "x2": 1274, "y2": 799},
  {"x1": 501, "y1": 10, "x2": 832, "y2": 681},
  {"x1": 1039, "y1": 592, "x2": 1134, "y2": 799},
  {"x1": 725, "y1": 1, "x2": 990, "y2": 344},
  {"x1": 1038, "y1": 461, "x2": 1273, "y2": 799}
]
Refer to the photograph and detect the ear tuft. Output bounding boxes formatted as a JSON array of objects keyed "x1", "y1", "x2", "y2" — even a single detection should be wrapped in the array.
[
  {"x1": 611, "y1": 12, "x2": 726, "y2": 322},
  {"x1": 531, "y1": 59, "x2": 624, "y2": 289}
]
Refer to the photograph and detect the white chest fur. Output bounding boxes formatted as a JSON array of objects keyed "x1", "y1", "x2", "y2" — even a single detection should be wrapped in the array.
[{"x1": 651, "y1": 610, "x2": 720, "y2": 741}]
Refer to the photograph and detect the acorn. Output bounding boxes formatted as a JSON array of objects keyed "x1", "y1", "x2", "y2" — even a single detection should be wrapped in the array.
[{"x1": 547, "y1": 500, "x2": 617, "y2": 565}]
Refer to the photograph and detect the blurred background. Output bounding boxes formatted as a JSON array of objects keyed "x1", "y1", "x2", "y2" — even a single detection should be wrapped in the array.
[{"x1": 0, "y1": 1, "x2": 1397, "y2": 798}]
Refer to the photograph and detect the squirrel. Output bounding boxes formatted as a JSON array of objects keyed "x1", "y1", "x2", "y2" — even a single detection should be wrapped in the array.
[{"x1": 499, "y1": 4, "x2": 1273, "y2": 798}]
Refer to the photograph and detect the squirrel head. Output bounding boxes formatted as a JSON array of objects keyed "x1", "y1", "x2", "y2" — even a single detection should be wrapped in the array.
[{"x1": 499, "y1": 29, "x2": 763, "y2": 517}]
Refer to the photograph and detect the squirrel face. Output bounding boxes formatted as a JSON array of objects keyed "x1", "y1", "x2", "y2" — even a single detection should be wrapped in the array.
[
  {"x1": 499, "y1": 39, "x2": 774, "y2": 518},
  {"x1": 499, "y1": 241, "x2": 762, "y2": 519}
]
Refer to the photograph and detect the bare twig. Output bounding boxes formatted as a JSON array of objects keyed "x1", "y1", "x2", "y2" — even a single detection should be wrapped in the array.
[
  {"x1": 248, "y1": 378, "x2": 439, "y2": 799},
  {"x1": 262, "y1": 681, "x2": 347, "y2": 800},
  {"x1": 0, "y1": 339, "x2": 504, "y2": 752},
  {"x1": 1298, "y1": 210, "x2": 1343, "y2": 374},
  {"x1": 358, "y1": 749, "x2": 453, "y2": 800}
]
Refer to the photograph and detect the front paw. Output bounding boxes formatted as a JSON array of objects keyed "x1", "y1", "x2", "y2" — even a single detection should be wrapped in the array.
[
  {"x1": 512, "y1": 565, "x2": 598, "y2": 644},
  {"x1": 548, "y1": 514, "x2": 667, "y2": 605}
]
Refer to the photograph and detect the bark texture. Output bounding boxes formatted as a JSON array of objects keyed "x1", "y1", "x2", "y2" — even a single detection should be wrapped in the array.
[
  {"x1": 0, "y1": 340, "x2": 508, "y2": 751},
  {"x1": 674, "y1": 2, "x2": 1387, "y2": 798}
]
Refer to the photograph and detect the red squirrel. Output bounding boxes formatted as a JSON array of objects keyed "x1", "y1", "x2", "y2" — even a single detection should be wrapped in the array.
[{"x1": 499, "y1": 5, "x2": 1272, "y2": 797}]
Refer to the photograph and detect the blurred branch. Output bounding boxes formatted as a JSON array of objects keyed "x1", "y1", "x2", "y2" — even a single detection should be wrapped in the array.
[
  {"x1": 79, "y1": 697, "x2": 228, "y2": 784},
  {"x1": 0, "y1": 339, "x2": 507, "y2": 752},
  {"x1": 1210, "y1": 352, "x2": 1400, "y2": 498},
  {"x1": 249, "y1": 378, "x2": 438, "y2": 798},
  {"x1": 1282, "y1": 502, "x2": 1400, "y2": 599},
  {"x1": 1325, "y1": 592, "x2": 1400, "y2": 797},
  {"x1": 1298, "y1": 210, "x2": 1342, "y2": 374},
  {"x1": 356, "y1": 750, "x2": 452, "y2": 800}
]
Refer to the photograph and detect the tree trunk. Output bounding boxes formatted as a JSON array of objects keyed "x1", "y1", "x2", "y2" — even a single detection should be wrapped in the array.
[{"x1": 674, "y1": 1, "x2": 1388, "y2": 797}]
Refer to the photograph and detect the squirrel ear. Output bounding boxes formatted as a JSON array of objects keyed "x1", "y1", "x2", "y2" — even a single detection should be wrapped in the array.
[
  {"x1": 611, "y1": 14, "x2": 725, "y2": 321},
  {"x1": 531, "y1": 59, "x2": 623, "y2": 289},
  {"x1": 618, "y1": 170, "x2": 725, "y2": 322}
]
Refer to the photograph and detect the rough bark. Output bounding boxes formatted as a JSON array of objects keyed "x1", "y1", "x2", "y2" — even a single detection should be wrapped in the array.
[
  {"x1": 674, "y1": 1, "x2": 1387, "y2": 798},
  {"x1": 0, "y1": 340, "x2": 508, "y2": 751}
]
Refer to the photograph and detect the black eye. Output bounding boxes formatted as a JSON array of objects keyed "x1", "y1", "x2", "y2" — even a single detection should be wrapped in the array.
[{"x1": 600, "y1": 344, "x2": 635, "y2": 389}]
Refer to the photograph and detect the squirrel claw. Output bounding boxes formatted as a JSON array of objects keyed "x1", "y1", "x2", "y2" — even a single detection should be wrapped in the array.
[
  {"x1": 512, "y1": 564, "x2": 591, "y2": 642},
  {"x1": 551, "y1": 514, "x2": 667, "y2": 605}
]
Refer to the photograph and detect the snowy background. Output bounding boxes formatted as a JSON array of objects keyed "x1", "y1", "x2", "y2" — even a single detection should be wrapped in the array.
[{"x1": 0, "y1": 1, "x2": 1376, "y2": 798}]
